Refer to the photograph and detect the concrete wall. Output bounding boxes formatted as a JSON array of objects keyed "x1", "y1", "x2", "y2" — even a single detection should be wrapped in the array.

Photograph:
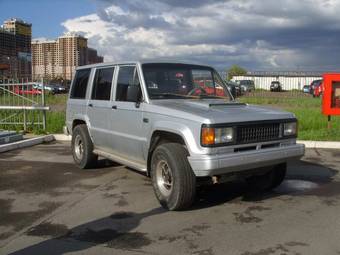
[{"x1": 233, "y1": 75, "x2": 322, "y2": 90}]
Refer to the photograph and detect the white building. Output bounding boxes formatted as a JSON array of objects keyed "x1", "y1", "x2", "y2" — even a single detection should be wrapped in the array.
[{"x1": 232, "y1": 71, "x2": 322, "y2": 90}]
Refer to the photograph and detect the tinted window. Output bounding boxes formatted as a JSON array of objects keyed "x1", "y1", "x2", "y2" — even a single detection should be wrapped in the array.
[
  {"x1": 70, "y1": 69, "x2": 91, "y2": 99},
  {"x1": 91, "y1": 67, "x2": 114, "y2": 100},
  {"x1": 116, "y1": 66, "x2": 141, "y2": 101}
]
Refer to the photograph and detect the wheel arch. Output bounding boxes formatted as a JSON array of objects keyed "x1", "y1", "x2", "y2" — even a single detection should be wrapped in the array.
[
  {"x1": 147, "y1": 130, "x2": 187, "y2": 176},
  {"x1": 72, "y1": 119, "x2": 86, "y2": 130},
  {"x1": 71, "y1": 118, "x2": 94, "y2": 143}
]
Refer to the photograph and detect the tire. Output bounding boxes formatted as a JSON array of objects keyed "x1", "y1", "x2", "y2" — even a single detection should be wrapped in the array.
[
  {"x1": 71, "y1": 124, "x2": 98, "y2": 169},
  {"x1": 150, "y1": 143, "x2": 196, "y2": 211},
  {"x1": 245, "y1": 163, "x2": 286, "y2": 191}
]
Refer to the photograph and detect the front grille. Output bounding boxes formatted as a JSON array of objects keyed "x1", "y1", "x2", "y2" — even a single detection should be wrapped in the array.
[{"x1": 236, "y1": 123, "x2": 281, "y2": 144}]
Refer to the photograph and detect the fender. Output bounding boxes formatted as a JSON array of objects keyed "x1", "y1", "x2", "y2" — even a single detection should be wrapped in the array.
[
  {"x1": 71, "y1": 114, "x2": 94, "y2": 143},
  {"x1": 148, "y1": 120, "x2": 203, "y2": 156}
]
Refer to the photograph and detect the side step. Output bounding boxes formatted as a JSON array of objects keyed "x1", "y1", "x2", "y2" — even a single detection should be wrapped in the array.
[{"x1": 93, "y1": 149, "x2": 147, "y2": 172}]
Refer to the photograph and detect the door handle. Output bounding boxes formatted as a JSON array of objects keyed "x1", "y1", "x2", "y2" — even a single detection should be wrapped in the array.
[
  {"x1": 111, "y1": 105, "x2": 117, "y2": 110},
  {"x1": 88, "y1": 103, "x2": 93, "y2": 107}
]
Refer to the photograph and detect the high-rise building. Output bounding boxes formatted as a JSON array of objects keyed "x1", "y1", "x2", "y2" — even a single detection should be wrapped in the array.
[
  {"x1": 32, "y1": 33, "x2": 104, "y2": 81},
  {"x1": 87, "y1": 48, "x2": 104, "y2": 65},
  {"x1": 0, "y1": 18, "x2": 32, "y2": 79}
]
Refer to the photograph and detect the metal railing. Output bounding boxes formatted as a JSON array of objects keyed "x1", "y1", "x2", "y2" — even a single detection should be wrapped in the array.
[{"x1": 0, "y1": 78, "x2": 50, "y2": 131}]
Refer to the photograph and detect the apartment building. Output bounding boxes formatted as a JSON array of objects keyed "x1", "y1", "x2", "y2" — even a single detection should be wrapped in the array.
[
  {"x1": 87, "y1": 47, "x2": 104, "y2": 65},
  {"x1": 0, "y1": 18, "x2": 32, "y2": 79},
  {"x1": 32, "y1": 33, "x2": 103, "y2": 81}
]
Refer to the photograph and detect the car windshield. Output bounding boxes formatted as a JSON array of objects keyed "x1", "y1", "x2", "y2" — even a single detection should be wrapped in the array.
[
  {"x1": 142, "y1": 63, "x2": 232, "y2": 100},
  {"x1": 312, "y1": 80, "x2": 322, "y2": 85}
]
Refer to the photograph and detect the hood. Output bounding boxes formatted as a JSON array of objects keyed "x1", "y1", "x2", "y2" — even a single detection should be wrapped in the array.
[{"x1": 151, "y1": 99, "x2": 295, "y2": 124}]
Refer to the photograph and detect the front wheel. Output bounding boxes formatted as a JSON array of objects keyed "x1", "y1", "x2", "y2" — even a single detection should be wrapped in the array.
[
  {"x1": 151, "y1": 143, "x2": 196, "y2": 211},
  {"x1": 245, "y1": 163, "x2": 286, "y2": 191}
]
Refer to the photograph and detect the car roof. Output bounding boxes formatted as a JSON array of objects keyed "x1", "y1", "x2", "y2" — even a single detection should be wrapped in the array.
[{"x1": 76, "y1": 60, "x2": 212, "y2": 70}]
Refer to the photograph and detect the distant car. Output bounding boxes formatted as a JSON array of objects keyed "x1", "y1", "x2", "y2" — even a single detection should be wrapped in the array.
[
  {"x1": 313, "y1": 81, "x2": 324, "y2": 97},
  {"x1": 302, "y1": 85, "x2": 310, "y2": 93},
  {"x1": 237, "y1": 80, "x2": 255, "y2": 92},
  {"x1": 33, "y1": 83, "x2": 68, "y2": 94},
  {"x1": 14, "y1": 85, "x2": 42, "y2": 95},
  {"x1": 226, "y1": 81, "x2": 242, "y2": 97},
  {"x1": 309, "y1": 79, "x2": 322, "y2": 95},
  {"x1": 270, "y1": 81, "x2": 282, "y2": 92}
]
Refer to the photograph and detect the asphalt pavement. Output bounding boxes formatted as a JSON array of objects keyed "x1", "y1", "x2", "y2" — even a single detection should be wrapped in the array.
[{"x1": 0, "y1": 142, "x2": 340, "y2": 255}]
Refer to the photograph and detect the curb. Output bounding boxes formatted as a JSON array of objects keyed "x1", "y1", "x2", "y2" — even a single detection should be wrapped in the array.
[
  {"x1": 53, "y1": 134, "x2": 71, "y2": 141},
  {"x1": 0, "y1": 135, "x2": 55, "y2": 153},
  {"x1": 298, "y1": 140, "x2": 340, "y2": 149}
]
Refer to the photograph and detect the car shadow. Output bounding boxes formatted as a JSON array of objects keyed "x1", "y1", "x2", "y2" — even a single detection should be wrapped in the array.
[
  {"x1": 94, "y1": 159, "x2": 122, "y2": 169},
  {"x1": 9, "y1": 207, "x2": 165, "y2": 255},
  {"x1": 190, "y1": 159, "x2": 339, "y2": 210}
]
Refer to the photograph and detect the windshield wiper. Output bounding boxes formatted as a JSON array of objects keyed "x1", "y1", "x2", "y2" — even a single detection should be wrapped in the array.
[
  {"x1": 196, "y1": 94, "x2": 230, "y2": 100},
  {"x1": 151, "y1": 93, "x2": 192, "y2": 99}
]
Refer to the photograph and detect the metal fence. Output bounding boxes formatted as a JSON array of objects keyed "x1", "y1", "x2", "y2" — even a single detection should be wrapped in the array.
[
  {"x1": 233, "y1": 75, "x2": 322, "y2": 91},
  {"x1": 0, "y1": 78, "x2": 50, "y2": 131}
]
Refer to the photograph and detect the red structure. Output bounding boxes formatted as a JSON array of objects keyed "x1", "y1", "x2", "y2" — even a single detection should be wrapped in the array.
[{"x1": 322, "y1": 73, "x2": 340, "y2": 116}]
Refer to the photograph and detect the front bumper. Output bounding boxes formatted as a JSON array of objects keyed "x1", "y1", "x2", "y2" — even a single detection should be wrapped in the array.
[{"x1": 188, "y1": 143, "x2": 305, "y2": 177}]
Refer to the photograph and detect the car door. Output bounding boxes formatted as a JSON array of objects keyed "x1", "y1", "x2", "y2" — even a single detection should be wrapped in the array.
[
  {"x1": 110, "y1": 65, "x2": 146, "y2": 162},
  {"x1": 86, "y1": 66, "x2": 115, "y2": 151}
]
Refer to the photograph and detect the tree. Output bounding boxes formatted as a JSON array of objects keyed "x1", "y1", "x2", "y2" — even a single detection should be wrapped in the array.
[{"x1": 227, "y1": 65, "x2": 247, "y2": 81}]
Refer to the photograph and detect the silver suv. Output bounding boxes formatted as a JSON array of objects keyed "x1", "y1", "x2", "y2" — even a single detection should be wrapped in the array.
[{"x1": 66, "y1": 61, "x2": 305, "y2": 210}]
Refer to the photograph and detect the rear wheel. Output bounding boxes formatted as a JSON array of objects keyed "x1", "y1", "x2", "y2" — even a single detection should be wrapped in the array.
[
  {"x1": 245, "y1": 163, "x2": 286, "y2": 191},
  {"x1": 151, "y1": 143, "x2": 196, "y2": 211},
  {"x1": 72, "y1": 124, "x2": 98, "y2": 169}
]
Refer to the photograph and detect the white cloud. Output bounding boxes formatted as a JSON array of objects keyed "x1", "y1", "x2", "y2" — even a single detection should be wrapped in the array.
[
  {"x1": 61, "y1": 0, "x2": 340, "y2": 71},
  {"x1": 32, "y1": 37, "x2": 49, "y2": 42}
]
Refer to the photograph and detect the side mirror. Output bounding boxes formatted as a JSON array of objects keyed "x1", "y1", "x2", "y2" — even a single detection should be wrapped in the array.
[{"x1": 126, "y1": 85, "x2": 142, "y2": 105}]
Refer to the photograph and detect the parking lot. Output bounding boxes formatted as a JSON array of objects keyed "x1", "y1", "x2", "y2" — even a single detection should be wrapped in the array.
[{"x1": 1, "y1": 142, "x2": 340, "y2": 255}]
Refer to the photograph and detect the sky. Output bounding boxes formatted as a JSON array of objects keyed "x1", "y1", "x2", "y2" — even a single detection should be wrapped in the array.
[{"x1": 1, "y1": 0, "x2": 340, "y2": 71}]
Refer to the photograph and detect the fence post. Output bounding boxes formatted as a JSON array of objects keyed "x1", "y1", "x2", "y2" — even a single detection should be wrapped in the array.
[
  {"x1": 23, "y1": 108, "x2": 27, "y2": 132},
  {"x1": 41, "y1": 77, "x2": 46, "y2": 131}
]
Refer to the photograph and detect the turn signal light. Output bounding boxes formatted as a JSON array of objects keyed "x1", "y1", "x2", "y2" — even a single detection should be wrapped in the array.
[{"x1": 201, "y1": 127, "x2": 215, "y2": 145}]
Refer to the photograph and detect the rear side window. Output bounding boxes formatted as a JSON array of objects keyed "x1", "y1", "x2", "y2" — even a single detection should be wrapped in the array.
[
  {"x1": 91, "y1": 67, "x2": 114, "y2": 100},
  {"x1": 116, "y1": 66, "x2": 141, "y2": 101},
  {"x1": 70, "y1": 69, "x2": 91, "y2": 99}
]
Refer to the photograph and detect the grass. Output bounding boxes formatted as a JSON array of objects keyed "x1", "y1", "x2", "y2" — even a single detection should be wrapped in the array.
[
  {"x1": 46, "y1": 111, "x2": 66, "y2": 133},
  {"x1": 240, "y1": 94, "x2": 340, "y2": 141},
  {"x1": 1, "y1": 91, "x2": 339, "y2": 141},
  {"x1": 0, "y1": 93, "x2": 68, "y2": 134}
]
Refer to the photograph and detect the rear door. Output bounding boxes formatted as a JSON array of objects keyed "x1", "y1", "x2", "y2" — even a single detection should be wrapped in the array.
[
  {"x1": 86, "y1": 66, "x2": 115, "y2": 151},
  {"x1": 109, "y1": 65, "x2": 146, "y2": 162}
]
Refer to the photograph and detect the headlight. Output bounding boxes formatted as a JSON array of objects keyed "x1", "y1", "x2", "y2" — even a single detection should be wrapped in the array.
[
  {"x1": 201, "y1": 127, "x2": 234, "y2": 146},
  {"x1": 283, "y1": 122, "x2": 297, "y2": 136}
]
